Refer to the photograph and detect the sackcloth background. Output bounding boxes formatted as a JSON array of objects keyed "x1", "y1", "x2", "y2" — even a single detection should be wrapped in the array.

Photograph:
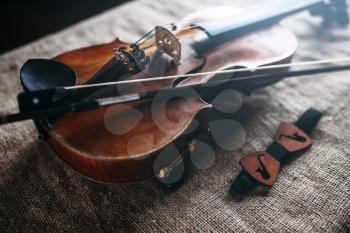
[{"x1": 0, "y1": 0, "x2": 349, "y2": 232}]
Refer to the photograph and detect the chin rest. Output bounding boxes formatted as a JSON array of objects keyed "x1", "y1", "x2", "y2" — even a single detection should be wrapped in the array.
[
  {"x1": 19, "y1": 59, "x2": 78, "y2": 140},
  {"x1": 20, "y1": 59, "x2": 77, "y2": 92}
]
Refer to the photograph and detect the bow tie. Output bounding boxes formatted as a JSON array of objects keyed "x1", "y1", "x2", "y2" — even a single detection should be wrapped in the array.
[{"x1": 231, "y1": 108, "x2": 322, "y2": 195}]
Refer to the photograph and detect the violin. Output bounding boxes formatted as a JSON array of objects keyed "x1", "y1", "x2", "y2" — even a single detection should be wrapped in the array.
[{"x1": 1, "y1": 0, "x2": 349, "y2": 186}]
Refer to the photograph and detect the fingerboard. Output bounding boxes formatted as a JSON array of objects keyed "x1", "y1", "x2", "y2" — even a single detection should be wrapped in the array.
[{"x1": 193, "y1": 0, "x2": 323, "y2": 45}]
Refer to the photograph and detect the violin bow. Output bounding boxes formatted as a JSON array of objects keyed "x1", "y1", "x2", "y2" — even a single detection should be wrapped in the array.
[{"x1": 1, "y1": 58, "x2": 350, "y2": 125}]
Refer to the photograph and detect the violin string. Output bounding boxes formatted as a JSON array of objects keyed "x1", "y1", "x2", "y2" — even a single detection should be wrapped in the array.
[
  {"x1": 134, "y1": 29, "x2": 157, "y2": 46},
  {"x1": 135, "y1": 21, "x2": 219, "y2": 46},
  {"x1": 134, "y1": 10, "x2": 249, "y2": 46},
  {"x1": 65, "y1": 57, "x2": 350, "y2": 90}
]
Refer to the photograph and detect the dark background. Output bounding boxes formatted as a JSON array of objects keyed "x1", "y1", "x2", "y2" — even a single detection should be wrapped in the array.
[{"x1": 0, "y1": 0, "x2": 129, "y2": 54}]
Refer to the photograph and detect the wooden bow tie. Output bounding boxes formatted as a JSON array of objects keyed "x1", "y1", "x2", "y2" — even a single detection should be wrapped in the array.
[{"x1": 231, "y1": 108, "x2": 322, "y2": 195}]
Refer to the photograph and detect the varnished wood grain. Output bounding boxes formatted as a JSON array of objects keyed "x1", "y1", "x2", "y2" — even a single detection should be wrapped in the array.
[{"x1": 46, "y1": 6, "x2": 298, "y2": 183}]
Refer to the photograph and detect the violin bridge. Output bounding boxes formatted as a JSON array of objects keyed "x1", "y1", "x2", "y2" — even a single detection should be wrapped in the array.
[{"x1": 155, "y1": 26, "x2": 181, "y2": 65}]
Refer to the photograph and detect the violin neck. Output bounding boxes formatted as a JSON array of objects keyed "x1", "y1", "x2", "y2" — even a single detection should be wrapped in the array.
[{"x1": 193, "y1": 0, "x2": 323, "y2": 50}]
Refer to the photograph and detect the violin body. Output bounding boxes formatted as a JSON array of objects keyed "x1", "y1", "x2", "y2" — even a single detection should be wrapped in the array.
[{"x1": 30, "y1": 7, "x2": 299, "y2": 183}]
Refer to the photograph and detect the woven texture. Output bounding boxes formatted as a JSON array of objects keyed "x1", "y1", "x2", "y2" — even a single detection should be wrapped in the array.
[{"x1": 0, "y1": 0, "x2": 349, "y2": 232}]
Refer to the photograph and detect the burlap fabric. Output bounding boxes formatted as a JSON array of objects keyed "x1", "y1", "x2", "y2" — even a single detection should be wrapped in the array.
[{"x1": 0, "y1": 0, "x2": 349, "y2": 232}]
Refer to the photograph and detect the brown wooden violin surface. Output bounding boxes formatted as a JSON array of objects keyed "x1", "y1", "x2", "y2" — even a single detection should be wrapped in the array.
[{"x1": 47, "y1": 7, "x2": 298, "y2": 183}]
